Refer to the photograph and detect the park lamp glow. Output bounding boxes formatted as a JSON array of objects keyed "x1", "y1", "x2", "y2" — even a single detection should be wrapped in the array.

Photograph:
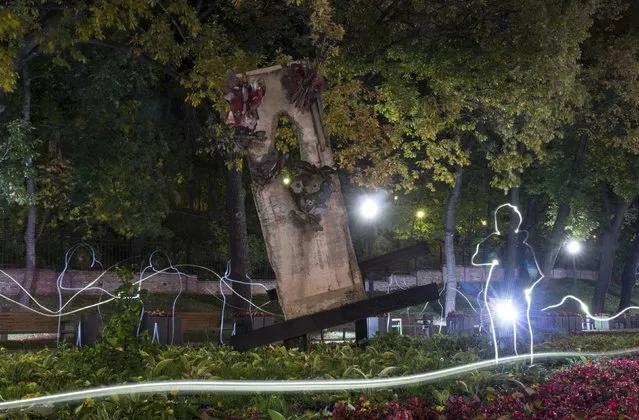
[
  {"x1": 282, "y1": 176, "x2": 291, "y2": 185},
  {"x1": 494, "y1": 298, "x2": 518, "y2": 324},
  {"x1": 566, "y1": 239, "x2": 582, "y2": 255},
  {"x1": 416, "y1": 209, "x2": 425, "y2": 219},
  {"x1": 359, "y1": 197, "x2": 380, "y2": 220}
]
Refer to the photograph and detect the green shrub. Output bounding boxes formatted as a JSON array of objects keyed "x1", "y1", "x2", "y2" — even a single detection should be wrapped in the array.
[{"x1": 1, "y1": 332, "x2": 638, "y2": 418}]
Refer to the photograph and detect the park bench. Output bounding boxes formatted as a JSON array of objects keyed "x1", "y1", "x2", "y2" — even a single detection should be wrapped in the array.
[
  {"x1": 0, "y1": 311, "x2": 228, "y2": 343},
  {"x1": 0, "y1": 312, "x2": 75, "y2": 341},
  {"x1": 0, "y1": 312, "x2": 66, "y2": 335}
]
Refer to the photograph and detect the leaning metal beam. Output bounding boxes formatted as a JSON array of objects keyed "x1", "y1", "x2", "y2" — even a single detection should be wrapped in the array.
[
  {"x1": 265, "y1": 242, "x2": 430, "y2": 300},
  {"x1": 358, "y1": 242, "x2": 429, "y2": 274},
  {"x1": 231, "y1": 283, "x2": 438, "y2": 351}
]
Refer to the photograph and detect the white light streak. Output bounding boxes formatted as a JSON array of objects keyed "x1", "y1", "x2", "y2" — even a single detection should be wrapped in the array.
[
  {"x1": 542, "y1": 295, "x2": 639, "y2": 322},
  {"x1": 0, "y1": 250, "x2": 279, "y2": 348},
  {"x1": 2, "y1": 349, "x2": 639, "y2": 412},
  {"x1": 471, "y1": 203, "x2": 537, "y2": 363}
]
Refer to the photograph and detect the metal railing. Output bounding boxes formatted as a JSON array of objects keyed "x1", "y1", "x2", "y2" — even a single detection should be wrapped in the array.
[
  {"x1": 0, "y1": 235, "x2": 277, "y2": 280},
  {"x1": 1, "y1": 232, "x2": 596, "y2": 281}
]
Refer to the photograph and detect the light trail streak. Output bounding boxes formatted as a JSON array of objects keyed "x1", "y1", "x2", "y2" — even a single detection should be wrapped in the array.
[
  {"x1": 542, "y1": 295, "x2": 639, "y2": 322},
  {"x1": 2, "y1": 348, "x2": 639, "y2": 411},
  {"x1": 471, "y1": 203, "x2": 547, "y2": 364},
  {"x1": 0, "y1": 252, "x2": 279, "y2": 348}
]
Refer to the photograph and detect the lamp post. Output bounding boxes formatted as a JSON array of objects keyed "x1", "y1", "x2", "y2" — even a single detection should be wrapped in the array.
[
  {"x1": 356, "y1": 195, "x2": 383, "y2": 343},
  {"x1": 359, "y1": 197, "x2": 381, "y2": 297},
  {"x1": 566, "y1": 239, "x2": 582, "y2": 300},
  {"x1": 413, "y1": 209, "x2": 426, "y2": 272}
]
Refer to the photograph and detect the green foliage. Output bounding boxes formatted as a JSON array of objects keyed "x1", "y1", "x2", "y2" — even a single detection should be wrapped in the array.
[
  {"x1": 536, "y1": 332, "x2": 639, "y2": 352},
  {"x1": 275, "y1": 115, "x2": 300, "y2": 154},
  {"x1": 326, "y1": 0, "x2": 595, "y2": 191},
  {"x1": 0, "y1": 3, "x2": 37, "y2": 92},
  {"x1": 0, "y1": 119, "x2": 39, "y2": 205},
  {"x1": 1, "y1": 332, "x2": 639, "y2": 417},
  {"x1": 101, "y1": 266, "x2": 148, "y2": 350}
]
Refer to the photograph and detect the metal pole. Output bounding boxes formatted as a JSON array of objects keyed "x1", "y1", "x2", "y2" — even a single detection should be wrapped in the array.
[{"x1": 571, "y1": 256, "x2": 577, "y2": 293}]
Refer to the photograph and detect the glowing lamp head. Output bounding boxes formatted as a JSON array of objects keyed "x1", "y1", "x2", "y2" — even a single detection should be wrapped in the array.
[
  {"x1": 282, "y1": 176, "x2": 291, "y2": 185},
  {"x1": 394, "y1": 195, "x2": 398, "y2": 201},
  {"x1": 494, "y1": 299, "x2": 518, "y2": 324},
  {"x1": 492, "y1": 259, "x2": 499, "y2": 266},
  {"x1": 416, "y1": 210, "x2": 425, "y2": 219},
  {"x1": 480, "y1": 220, "x2": 488, "y2": 226},
  {"x1": 566, "y1": 240, "x2": 582, "y2": 255},
  {"x1": 359, "y1": 198, "x2": 380, "y2": 220}
]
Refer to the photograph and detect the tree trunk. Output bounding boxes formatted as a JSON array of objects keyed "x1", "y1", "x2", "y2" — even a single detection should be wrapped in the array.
[
  {"x1": 516, "y1": 197, "x2": 536, "y2": 286},
  {"x1": 503, "y1": 186, "x2": 520, "y2": 293},
  {"x1": 444, "y1": 166, "x2": 464, "y2": 315},
  {"x1": 130, "y1": 235, "x2": 145, "y2": 264},
  {"x1": 618, "y1": 212, "x2": 639, "y2": 311},
  {"x1": 2, "y1": 216, "x2": 9, "y2": 262},
  {"x1": 223, "y1": 161, "x2": 253, "y2": 335},
  {"x1": 538, "y1": 134, "x2": 587, "y2": 299},
  {"x1": 540, "y1": 200, "x2": 570, "y2": 284},
  {"x1": 592, "y1": 196, "x2": 631, "y2": 313},
  {"x1": 17, "y1": 68, "x2": 36, "y2": 308}
]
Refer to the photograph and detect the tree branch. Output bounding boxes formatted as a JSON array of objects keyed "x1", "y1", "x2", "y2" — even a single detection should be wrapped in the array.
[
  {"x1": 363, "y1": 29, "x2": 471, "y2": 63},
  {"x1": 602, "y1": 188, "x2": 612, "y2": 228},
  {"x1": 76, "y1": 40, "x2": 183, "y2": 81},
  {"x1": 15, "y1": 9, "x2": 87, "y2": 71},
  {"x1": 36, "y1": 208, "x2": 51, "y2": 241},
  {"x1": 157, "y1": 0, "x2": 187, "y2": 43},
  {"x1": 376, "y1": 0, "x2": 404, "y2": 24},
  {"x1": 198, "y1": 4, "x2": 217, "y2": 22},
  {"x1": 612, "y1": 198, "x2": 632, "y2": 233}
]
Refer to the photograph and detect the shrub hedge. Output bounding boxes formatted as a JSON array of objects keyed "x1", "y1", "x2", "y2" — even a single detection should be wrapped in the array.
[{"x1": 0, "y1": 332, "x2": 638, "y2": 418}]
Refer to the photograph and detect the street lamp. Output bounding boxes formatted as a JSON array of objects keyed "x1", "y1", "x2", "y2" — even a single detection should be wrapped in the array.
[
  {"x1": 359, "y1": 198, "x2": 380, "y2": 220},
  {"x1": 411, "y1": 209, "x2": 426, "y2": 239},
  {"x1": 566, "y1": 240, "x2": 582, "y2": 255},
  {"x1": 494, "y1": 298, "x2": 518, "y2": 324}
]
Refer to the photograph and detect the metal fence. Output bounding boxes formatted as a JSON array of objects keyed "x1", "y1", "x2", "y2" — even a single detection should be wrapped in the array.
[
  {"x1": 0, "y1": 238, "x2": 457, "y2": 277},
  {"x1": 0, "y1": 235, "x2": 277, "y2": 280},
  {"x1": 1, "y1": 231, "x2": 593, "y2": 281}
]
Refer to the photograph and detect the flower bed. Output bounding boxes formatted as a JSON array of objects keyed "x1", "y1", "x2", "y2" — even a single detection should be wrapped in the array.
[{"x1": 329, "y1": 357, "x2": 639, "y2": 419}]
